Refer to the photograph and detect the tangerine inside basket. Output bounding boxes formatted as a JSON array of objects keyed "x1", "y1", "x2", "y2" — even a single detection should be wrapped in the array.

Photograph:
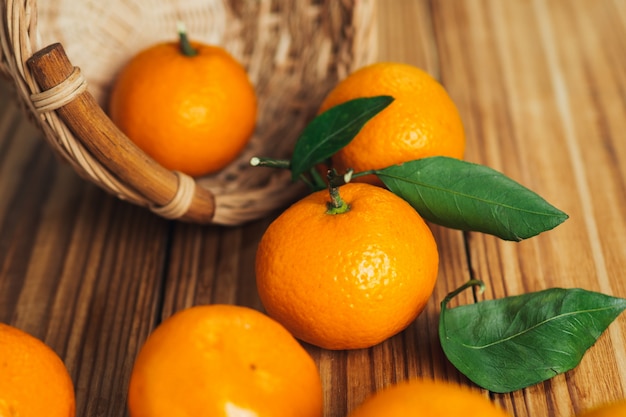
[{"x1": 0, "y1": 0, "x2": 377, "y2": 224}]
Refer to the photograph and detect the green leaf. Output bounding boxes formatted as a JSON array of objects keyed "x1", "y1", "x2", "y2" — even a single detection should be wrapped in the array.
[
  {"x1": 439, "y1": 283, "x2": 626, "y2": 393},
  {"x1": 290, "y1": 96, "x2": 394, "y2": 181},
  {"x1": 376, "y1": 156, "x2": 568, "y2": 241}
]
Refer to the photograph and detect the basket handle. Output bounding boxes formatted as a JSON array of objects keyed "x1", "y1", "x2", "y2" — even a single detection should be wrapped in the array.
[{"x1": 26, "y1": 43, "x2": 216, "y2": 223}]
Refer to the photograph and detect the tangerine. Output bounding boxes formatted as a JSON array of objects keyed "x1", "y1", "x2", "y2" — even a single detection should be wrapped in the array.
[
  {"x1": 318, "y1": 62, "x2": 465, "y2": 184},
  {"x1": 109, "y1": 27, "x2": 257, "y2": 177},
  {"x1": 127, "y1": 304, "x2": 323, "y2": 417},
  {"x1": 347, "y1": 378, "x2": 512, "y2": 417},
  {"x1": 0, "y1": 322, "x2": 75, "y2": 417},
  {"x1": 576, "y1": 399, "x2": 626, "y2": 417},
  {"x1": 255, "y1": 182, "x2": 439, "y2": 350}
]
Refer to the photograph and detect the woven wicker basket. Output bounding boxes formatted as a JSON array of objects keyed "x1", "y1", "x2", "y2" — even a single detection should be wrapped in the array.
[{"x1": 0, "y1": 0, "x2": 376, "y2": 224}]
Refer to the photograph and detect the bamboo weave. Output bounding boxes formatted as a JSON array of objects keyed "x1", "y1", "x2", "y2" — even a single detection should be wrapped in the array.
[{"x1": 0, "y1": 0, "x2": 377, "y2": 224}]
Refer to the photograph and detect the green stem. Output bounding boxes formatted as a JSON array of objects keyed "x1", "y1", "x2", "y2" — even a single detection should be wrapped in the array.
[
  {"x1": 439, "y1": 279, "x2": 485, "y2": 343},
  {"x1": 441, "y1": 279, "x2": 486, "y2": 311},
  {"x1": 249, "y1": 157, "x2": 291, "y2": 169},
  {"x1": 351, "y1": 169, "x2": 377, "y2": 179},
  {"x1": 325, "y1": 170, "x2": 350, "y2": 215},
  {"x1": 308, "y1": 166, "x2": 327, "y2": 191},
  {"x1": 299, "y1": 174, "x2": 316, "y2": 190},
  {"x1": 177, "y1": 22, "x2": 198, "y2": 57}
]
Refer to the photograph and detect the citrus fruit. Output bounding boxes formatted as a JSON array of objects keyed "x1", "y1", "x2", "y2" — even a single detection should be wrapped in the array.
[
  {"x1": 108, "y1": 28, "x2": 257, "y2": 177},
  {"x1": 318, "y1": 62, "x2": 465, "y2": 184},
  {"x1": 576, "y1": 399, "x2": 626, "y2": 417},
  {"x1": 347, "y1": 378, "x2": 512, "y2": 417},
  {"x1": 255, "y1": 182, "x2": 439, "y2": 350},
  {"x1": 127, "y1": 304, "x2": 323, "y2": 417},
  {"x1": 0, "y1": 322, "x2": 76, "y2": 417}
]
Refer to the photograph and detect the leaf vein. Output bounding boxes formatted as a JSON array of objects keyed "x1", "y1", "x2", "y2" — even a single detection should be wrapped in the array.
[
  {"x1": 457, "y1": 306, "x2": 620, "y2": 350},
  {"x1": 378, "y1": 172, "x2": 563, "y2": 218}
]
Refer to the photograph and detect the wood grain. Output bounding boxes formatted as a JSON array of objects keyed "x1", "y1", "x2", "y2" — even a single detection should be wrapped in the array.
[{"x1": 1, "y1": 1, "x2": 625, "y2": 417}]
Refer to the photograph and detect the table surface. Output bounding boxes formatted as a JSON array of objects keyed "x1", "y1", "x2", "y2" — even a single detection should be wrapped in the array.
[{"x1": 2, "y1": 1, "x2": 626, "y2": 416}]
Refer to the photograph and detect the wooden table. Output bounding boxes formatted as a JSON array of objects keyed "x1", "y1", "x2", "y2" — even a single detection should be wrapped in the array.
[{"x1": 1, "y1": 1, "x2": 625, "y2": 416}]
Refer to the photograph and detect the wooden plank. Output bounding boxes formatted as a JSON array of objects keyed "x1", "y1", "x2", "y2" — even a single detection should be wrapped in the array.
[
  {"x1": 432, "y1": 0, "x2": 626, "y2": 415},
  {"x1": 536, "y1": 0, "x2": 626, "y2": 410},
  {"x1": 0, "y1": 81, "x2": 172, "y2": 417},
  {"x1": 1, "y1": 1, "x2": 625, "y2": 417},
  {"x1": 162, "y1": 219, "x2": 270, "y2": 317},
  {"x1": 376, "y1": 0, "x2": 439, "y2": 73}
]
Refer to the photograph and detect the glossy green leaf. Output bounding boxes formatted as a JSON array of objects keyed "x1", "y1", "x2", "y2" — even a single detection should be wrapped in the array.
[
  {"x1": 290, "y1": 96, "x2": 394, "y2": 181},
  {"x1": 439, "y1": 284, "x2": 626, "y2": 393},
  {"x1": 376, "y1": 156, "x2": 568, "y2": 240}
]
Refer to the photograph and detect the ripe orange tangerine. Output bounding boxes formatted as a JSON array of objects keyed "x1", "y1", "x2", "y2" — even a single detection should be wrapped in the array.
[
  {"x1": 255, "y1": 182, "x2": 439, "y2": 350},
  {"x1": 347, "y1": 378, "x2": 512, "y2": 417},
  {"x1": 127, "y1": 304, "x2": 323, "y2": 417},
  {"x1": 319, "y1": 62, "x2": 465, "y2": 185},
  {"x1": 576, "y1": 399, "x2": 626, "y2": 417},
  {"x1": 0, "y1": 322, "x2": 76, "y2": 417},
  {"x1": 109, "y1": 27, "x2": 257, "y2": 177}
]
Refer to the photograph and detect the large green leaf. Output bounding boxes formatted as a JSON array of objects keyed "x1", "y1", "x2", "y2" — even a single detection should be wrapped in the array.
[
  {"x1": 439, "y1": 284, "x2": 626, "y2": 393},
  {"x1": 290, "y1": 96, "x2": 393, "y2": 181},
  {"x1": 376, "y1": 156, "x2": 568, "y2": 241}
]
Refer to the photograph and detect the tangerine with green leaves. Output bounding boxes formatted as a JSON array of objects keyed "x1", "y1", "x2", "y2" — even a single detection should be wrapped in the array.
[
  {"x1": 318, "y1": 62, "x2": 465, "y2": 184},
  {"x1": 347, "y1": 378, "x2": 512, "y2": 417},
  {"x1": 255, "y1": 182, "x2": 439, "y2": 350},
  {"x1": 0, "y1": 322, "x2": 76, "y2": 417},
  {"x1": 127, "y1": 304, "x2": 323, "y2": 417},
  {"x1": 108, "y1": 27, "x2": 257, "y2": 177}
]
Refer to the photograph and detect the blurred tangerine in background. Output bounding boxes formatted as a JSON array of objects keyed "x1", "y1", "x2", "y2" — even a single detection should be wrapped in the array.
[{"x1": 0, "y1": 322, "x2": 76, "y2": 417}]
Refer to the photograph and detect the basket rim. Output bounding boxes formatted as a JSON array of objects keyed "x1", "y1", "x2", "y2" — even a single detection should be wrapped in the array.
[{"x1": 1, "y1": 0, "x2": 378, "y2": 225}]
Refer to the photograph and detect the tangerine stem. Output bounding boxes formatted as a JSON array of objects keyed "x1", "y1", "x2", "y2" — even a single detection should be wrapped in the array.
[
  {"x1": 439, "y1": 279, "x2": 485, "y2": 342},
  {"x1": 250, "y1": 157, "x2": 291, "y2": 169},
  {"x1": 326, "y1": 170, "x2": 350, "y2": 214},
  {"x1": 177, "y1": 22, "x2": 198, "y2": 57},
  {"x1": 351, "y1": 169, "x2": 377, "y2": 179},
  {"x1": 441, "y1": 279, "x2": 486, "y2": 310},
  {"x1": 308, "y1": 167, "x2": 327, "y2": 191}
]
